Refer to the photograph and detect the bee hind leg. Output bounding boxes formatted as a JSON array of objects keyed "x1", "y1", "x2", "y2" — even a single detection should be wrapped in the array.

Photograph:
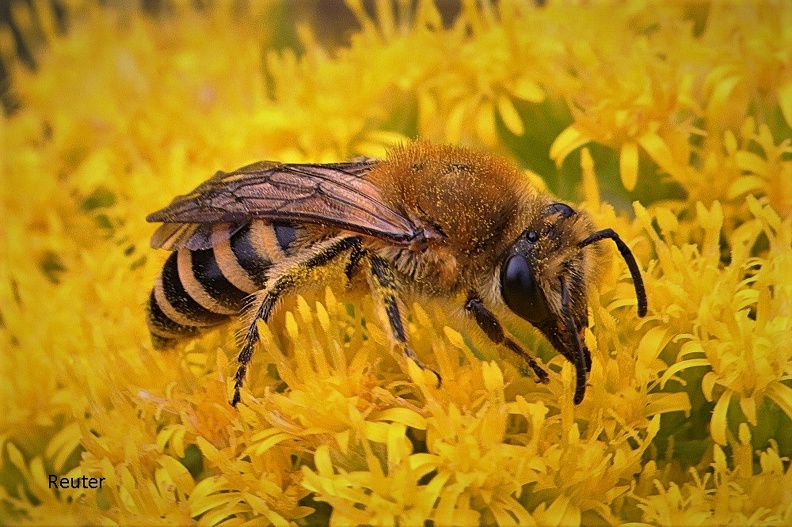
[
  {"x1": 231, "y1": 235, "x2": 361, "y2": 406},
  {"x1": 464, "y1": 292, "x2": 550, "y2": 385},
  {"x1": 367, "y1": 255, "x2": 441, "y2": 386}
]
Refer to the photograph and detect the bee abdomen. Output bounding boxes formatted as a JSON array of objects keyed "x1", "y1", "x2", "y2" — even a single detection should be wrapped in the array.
[{"x1": 147, "y1": 221, "x2": 298, "y2": 347}]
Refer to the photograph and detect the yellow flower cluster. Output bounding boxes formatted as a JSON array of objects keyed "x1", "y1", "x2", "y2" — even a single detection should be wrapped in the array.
[{"x1": 1, "y1": 1, "x2": 790, "y2": 525}]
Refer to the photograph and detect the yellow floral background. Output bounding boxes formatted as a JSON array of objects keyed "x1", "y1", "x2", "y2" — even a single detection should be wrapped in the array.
[{"x1": 2, "y1": 1, "x2": 791, "y2": 525}]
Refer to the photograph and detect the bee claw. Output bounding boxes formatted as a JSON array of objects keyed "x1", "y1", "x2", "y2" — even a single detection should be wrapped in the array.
[
  {"x1": 422, "y1": 365, "x2": 442, "y2": 387},
  {"x1": 527, "y1": 361, "x2": 550, "y2": 384},
  {"x1": 403, "y1": 348, "x2": 441, "y2": 386}
]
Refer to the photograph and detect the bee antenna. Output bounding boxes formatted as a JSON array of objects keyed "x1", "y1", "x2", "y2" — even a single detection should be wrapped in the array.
[{"x1": 579, "y1": 228, "x2": 648, "y2": 317}]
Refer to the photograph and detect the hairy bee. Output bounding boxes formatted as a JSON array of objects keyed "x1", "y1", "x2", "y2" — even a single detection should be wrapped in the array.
[{"x1": 147, "y1": 142, "x2": 647, "y2": 406}]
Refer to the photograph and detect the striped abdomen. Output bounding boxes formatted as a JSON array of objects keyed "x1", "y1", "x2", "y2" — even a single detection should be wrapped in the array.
[{"x1": 147, "y1": 221, "x2": 297, "y2": 348}]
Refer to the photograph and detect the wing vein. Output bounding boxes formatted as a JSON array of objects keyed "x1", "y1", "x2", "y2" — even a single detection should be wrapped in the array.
[{"x1": 148, "y1": 158, "x2": 417, "y2": 251}]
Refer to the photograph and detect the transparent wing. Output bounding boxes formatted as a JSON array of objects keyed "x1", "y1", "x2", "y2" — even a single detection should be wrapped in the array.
[{"x1": 147, "y1": 159, "x2": 417, "y2": 250}]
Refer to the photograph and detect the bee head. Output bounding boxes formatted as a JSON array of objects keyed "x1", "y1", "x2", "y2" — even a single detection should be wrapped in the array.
[{"x1": 499, "y1": 203, "x2": 647, "y2": 404}]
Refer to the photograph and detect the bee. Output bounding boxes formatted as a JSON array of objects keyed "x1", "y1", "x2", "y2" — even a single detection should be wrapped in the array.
[{"x1": 147, "y1": 142, "x2": 647, "y2": 406}]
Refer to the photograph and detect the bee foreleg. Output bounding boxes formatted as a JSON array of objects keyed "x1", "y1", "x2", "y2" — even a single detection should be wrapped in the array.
[
  {"x1": 464, "y1": 292, "x2": 550, "y2": 385},
  {"x1": 367, "y1": 255, "x2": 441, "y2": 385},
  {"x1": 231, "y1": 235, "x2": 361, "y2": 406}
]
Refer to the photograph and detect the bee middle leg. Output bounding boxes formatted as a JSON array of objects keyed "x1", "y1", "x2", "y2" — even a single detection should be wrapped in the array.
[
  {"x1": 367, "y1": 254, "x2": 440, "y2": 383},
  {"x1": 344, "y1": 241, "x2": 365, "y2": 284},
  {"x1": 464, "y1": 292, "x2": 550, "y2": 385},
  {"x1": 232, "y1": 235, "x2": 361, "y2": 406}
]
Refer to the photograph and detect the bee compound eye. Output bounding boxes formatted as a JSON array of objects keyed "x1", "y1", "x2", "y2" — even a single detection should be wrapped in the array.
[{"x1": 500, "y1": 254, "x2": 552, "y2": 325}]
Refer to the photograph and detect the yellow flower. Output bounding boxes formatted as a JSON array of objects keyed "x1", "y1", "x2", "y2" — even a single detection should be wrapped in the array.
[
  {"x1": 632, "y1": 425, "x2": 792, "y2": 525},
  {"x1": 725, "y1": 119, "x2": 792, "y2": 217},
  {"x1": 549, "y1": 2, "x2": 790, "y2": 198},
  {"x1": 637, "y1": 198, "x2": 792, "y2": 448},
  {"x1": 2, "y1": 1, "x2": 791, "y2": 525}
]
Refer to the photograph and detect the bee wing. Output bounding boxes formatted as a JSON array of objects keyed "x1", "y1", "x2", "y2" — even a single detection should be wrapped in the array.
[
  {"x1": 149, "y1": 222, "x2": 247, "y2": 251},
  {"x1": 147, "y1": 159, "x2": 417, "y2": 250}
]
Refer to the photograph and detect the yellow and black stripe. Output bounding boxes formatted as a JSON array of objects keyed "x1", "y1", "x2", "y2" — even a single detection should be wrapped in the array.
[{"x1": 147, "y1": 220, "x2": 298, "y2": 347}]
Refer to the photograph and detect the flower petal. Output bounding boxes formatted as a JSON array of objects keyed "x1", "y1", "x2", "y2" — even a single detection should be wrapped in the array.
[
  {"x1": 497, "y1": 94, "x2": 525, "y2": 136},
  {"x1": 512, "y1": 76, "x2": 545, "y2": 103},
  {"x1": 374, "y1": 408, "x2": 427, "y2": 430},
  {"x1": 738, "y1": 396, "x2": 757, "y2": 426},
  {"x1": 778, "y1": 79, "x2": 792, "y2": 128},
  {"x1": 766, "y1": 382, "x2": 792, "y2": 421},
  {"x1": 711, "y1": 390, "x2": 733, "y2": 446},
  {"x1": 580, "y1": 147, "x2": 600, "y2": 205},
  {"x1": 734, "y1": 150, "x2": 769, "y2": 175},
  {"x1": 637, "y1": 327, "x2": 670, "y2": 367},
  {"x1": 645, "y1": 392, "x2": 692, "y2": 418},
  {"x1": 727, "y1": 175, "x2": 767, "y2": 199},
  {"x1": 659, "y1": 358, "x2": 711, "y2": 388},
  {"x1": 638, "y1": 132, "x2": 684, "y2": 179},
  {"x1": 550, "y1": 125, "x2": 590, "y2": 167},
  {"x1": 620, "y1": 141, "x2": 640, "y2": 191},
  {"x1": 476, "y1": 100, "x2": 498, "y2": 146},
  {"x1": 445, "y1": 100, "x2": 468, "y2": 144}
]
